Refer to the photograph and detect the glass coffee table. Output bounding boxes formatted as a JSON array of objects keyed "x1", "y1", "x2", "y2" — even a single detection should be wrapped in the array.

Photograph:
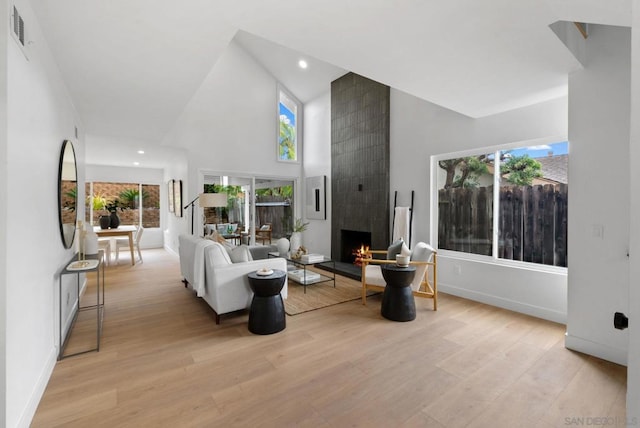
[{"x1": 268, "y1": 252, "x2": 335, "y2": 293}]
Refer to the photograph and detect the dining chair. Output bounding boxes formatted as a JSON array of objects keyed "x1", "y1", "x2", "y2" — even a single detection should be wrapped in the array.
[
  {"x1": 97, "y1": 238, "x2": 111, "y2": 265},
  {"x1": 255, "y1": 223, "x2": 272, "y2": 245},
  {"x1": 115, "y1": 226, "x2": 144, "y2": 264}
]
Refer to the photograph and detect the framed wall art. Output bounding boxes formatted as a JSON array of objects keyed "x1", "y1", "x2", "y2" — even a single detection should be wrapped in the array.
[
  {"x1": 173, "y1": 179, "x2": 182, "y2": 217},
  {"x1": 305, "y1": 175, "x2": 326, "y2": 220},
  {"x1": 168, "y1": 179, "x2": 175, "y2": 213}
]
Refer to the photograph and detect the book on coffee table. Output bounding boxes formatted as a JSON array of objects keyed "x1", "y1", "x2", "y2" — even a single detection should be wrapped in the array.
[
  {"x1": 300, "y1": 253, "x2": 325, "y2": 263},
  {"x1": 288, "y1": 269, "x2": 321, "y2": 284}
]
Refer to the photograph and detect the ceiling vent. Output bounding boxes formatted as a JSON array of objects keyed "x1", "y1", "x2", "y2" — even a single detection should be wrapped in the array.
[{"x1": 11, "y1": 5, "x2": 29, "y2": 60}]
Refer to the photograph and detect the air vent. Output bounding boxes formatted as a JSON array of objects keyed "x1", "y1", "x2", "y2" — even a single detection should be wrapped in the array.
[
  {"x1": 12, "y1": 6, "x2": 24, "y2": 46},
  {"x1": 11, "y1": 5, "x2": 29, "y2": 60}
]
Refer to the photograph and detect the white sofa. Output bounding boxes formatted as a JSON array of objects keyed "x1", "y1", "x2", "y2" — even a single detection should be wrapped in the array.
[{"x1": 179, "y1": 234, "x2": 288, "y2": 324}]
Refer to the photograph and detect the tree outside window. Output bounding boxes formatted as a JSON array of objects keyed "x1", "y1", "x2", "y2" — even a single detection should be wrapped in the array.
[{"x1": 278, "y1": 85, "x2": 301, "y2": 162}]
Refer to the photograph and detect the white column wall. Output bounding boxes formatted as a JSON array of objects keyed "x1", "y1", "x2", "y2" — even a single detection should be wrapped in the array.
[
  {"x1": 566, "y1": 25, "x2": 631, "y2": 366},
  {"x1": 0, "y1": 0, "x2": 8, "y2": 424},
  {"x1": 302, "y1": 91, "x2": 332, "y2": 256}
]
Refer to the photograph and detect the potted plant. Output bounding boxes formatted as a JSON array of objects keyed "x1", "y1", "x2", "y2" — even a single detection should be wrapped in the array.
[
  {"x1": 63, "y1": 187, "x2": 77, "y2": 212},
  {"x1": 89, "y1": 193, "x2": 111, "y2": 229},
  {"x1": 290, "y1": 218, "x2": 309, "y2": 253},
  {"x1": 105, "y1": 198, "x2": 125, "y2": 228},
  {"x1": 119, "y1": 188, "x2": 148, "y2": 209}
]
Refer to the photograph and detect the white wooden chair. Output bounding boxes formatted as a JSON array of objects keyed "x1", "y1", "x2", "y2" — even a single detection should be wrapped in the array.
[
  {"x1": 98, "y1": 238, "x2": 111, "y2": 265},
  {"x1": 361, "y1": 242, "x2": 437, "y2": 310},
  {"x1": 115, "y1": 226, "x2": 144, "y2": 264}
]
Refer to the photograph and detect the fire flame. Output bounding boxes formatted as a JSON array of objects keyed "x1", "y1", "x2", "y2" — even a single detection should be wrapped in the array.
[{"x1": 353, "y1": 244, "x2": 371, "y2": 266}]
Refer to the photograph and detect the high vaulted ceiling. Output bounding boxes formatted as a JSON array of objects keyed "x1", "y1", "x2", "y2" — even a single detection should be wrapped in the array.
[{"x1": 30, "y1": 0, "x2": 632, "y2": 148}]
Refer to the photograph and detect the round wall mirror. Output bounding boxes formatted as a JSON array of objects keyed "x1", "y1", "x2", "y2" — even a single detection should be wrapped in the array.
[{"x1": 58, "y1": 140, "x2": 78, "y2": 249}]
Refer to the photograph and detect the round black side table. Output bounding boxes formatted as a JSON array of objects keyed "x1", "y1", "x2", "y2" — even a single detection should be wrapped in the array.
[
  {"x1": 381, "y1": 264, "x2": 416, "y2": 322},
  {"x1": 247, "y1": 269, "x2": 287, "y2": 335}
]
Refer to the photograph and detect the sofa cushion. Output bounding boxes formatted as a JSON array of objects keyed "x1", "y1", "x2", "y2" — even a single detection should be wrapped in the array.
[
  {"x1": 230, "y1": 245, "x2": 253, "y2": 263},
  {"x1": 364, "y1": 265, "x2": 387, "y2": 287},
  {"x1": 207, "y1": 242, "x2": 232, "y2": 266},
  {"x1": 387, "y1": 239, "x2": 405, "y2": 260},
  {"x1": 411, "y1": 242, "x2": 434, "y2": 262},
  {"x1": 205, "y1": 230, "x2": 224, "y2": 243},
  {"x1": 248, "y1": 244, "x2": 277, "y2": 260}
]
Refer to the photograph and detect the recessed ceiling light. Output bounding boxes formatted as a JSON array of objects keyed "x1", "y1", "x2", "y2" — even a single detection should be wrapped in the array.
[
  {"x1": 298, "y1": 60, "x2": 308, "y2": 69},
  {"x1": 133, "y1": 162, "x2": 140, "y2": 166},
  {"x1": 137, "y1": 150, "x2": 145, "y2": 154}
]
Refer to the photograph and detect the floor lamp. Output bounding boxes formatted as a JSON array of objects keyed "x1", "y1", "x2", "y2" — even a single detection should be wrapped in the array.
[{"x1": 198, "y1": 193, "x2": 227, "y2": 236}]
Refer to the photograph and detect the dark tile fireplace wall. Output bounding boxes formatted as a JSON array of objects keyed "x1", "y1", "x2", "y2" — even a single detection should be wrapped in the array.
[{"x1": 331, "y1": 72, "x2": 390, "y2": 261}]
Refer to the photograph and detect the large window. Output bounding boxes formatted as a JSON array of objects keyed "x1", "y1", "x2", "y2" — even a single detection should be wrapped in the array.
[
  {"x1": 434, "y1": 140, "x2": 568, "y2": 268},
  {"x1": 278, "y1": 85, "x2": 301, "y2": 162},
  {"x1": 86, "y1": 182, "x2": 160, "y2": 228}
]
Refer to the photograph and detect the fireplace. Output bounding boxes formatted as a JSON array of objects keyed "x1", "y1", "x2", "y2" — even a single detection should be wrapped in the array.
[
  {"x1": 329, "y1": 73, "x2": 390, "y2": 279},
  {"x1": 340, "y1": 230, "x2": 372, "y2": 264}
]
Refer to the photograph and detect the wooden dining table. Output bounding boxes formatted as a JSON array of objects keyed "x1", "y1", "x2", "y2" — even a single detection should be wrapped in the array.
[{"x1": 94, "y1": 226, "x2": 136, "y2": 266}]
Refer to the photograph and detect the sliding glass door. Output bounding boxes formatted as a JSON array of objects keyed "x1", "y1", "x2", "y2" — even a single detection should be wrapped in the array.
[{"x1": 202, "y1": 173, "x2": 297, "y2": 245}]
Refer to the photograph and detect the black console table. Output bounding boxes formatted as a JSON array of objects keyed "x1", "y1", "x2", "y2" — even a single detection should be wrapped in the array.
[
  {"x1": 58, "y1": 252, "x2": 105, "y2": 359},
  {"x1": 381, "y1": 264, "x2": 416, "y2": 322}
]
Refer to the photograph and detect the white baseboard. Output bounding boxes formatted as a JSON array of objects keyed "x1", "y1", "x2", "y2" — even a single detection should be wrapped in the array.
[
  {"x1": 164, "y1": 244, "x2": 178, "y2": 256},
  {"x1": 438, "y1": 282, "x2": 567, "y2": 324},
  {"x1": 17, "y1": 347, "x2": 57, "y2": 428},
  {"x1": 565, "y1": 333, "x2": 628, "y2": 366}
]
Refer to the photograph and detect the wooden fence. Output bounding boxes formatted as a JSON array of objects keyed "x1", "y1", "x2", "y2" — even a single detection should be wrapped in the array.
[
  {"x1": 255, "y1": 195, "x2": 293, "y2": 240},
  {"x1": 438, "y1": 184, "x2": 568, "y2": 267}
]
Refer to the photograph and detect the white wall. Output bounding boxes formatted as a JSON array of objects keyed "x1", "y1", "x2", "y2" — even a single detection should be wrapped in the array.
[
  {"x1": 163, "y1": 39, "x2": 302, "y2": 253},
  {"x1": 163, "y1": 159, "x2": 189, "y2": 254},
  {"x1": 6, "y1": 0, "x2": 84, "y2": 426},
  {"x1": 302, "y1": 91, "x2": 332, "y2": 255},
  {"x1": 0, "y1": 1, "x2": 8, "y2": 424},
  {"x1": 628, "y1": 0, "x2": 640, "y2": 418},
  {"x1": 86, "y1": 162, "x2": 169, "y2": 249},
  {"x1": 566, "y1": 25, "x2": 631, "y2": 365},
  {"x1": 390, "y1": 90, "x2": 569, "y2": 323}
]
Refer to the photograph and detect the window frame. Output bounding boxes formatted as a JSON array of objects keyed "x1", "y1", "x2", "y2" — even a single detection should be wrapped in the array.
[
  {"x1": 430, "y1": 136, "x2": 568, "y2": 274},
  {"x1": 276, "y1": 83, "x2": 302, "y2": 163},
  {"x1": 87, "y1": 181, "x2": 161, "y2": 229}
]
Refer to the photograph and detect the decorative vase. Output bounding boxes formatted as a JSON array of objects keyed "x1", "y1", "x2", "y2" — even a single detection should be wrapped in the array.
[
  {"x1": 109, "y1": 212, "x2": 120, "y2": 228},
  {"x1": 99, "y1": 215, "x2": 111, "y2": 230},
  {"x1": 276, "y1": 237, "x2": 290, "y2": 257},
  {"x1": 290, "y1": 232, "x2": 301, "y2": 253},
  {"x1": 84, "y1": 226, "x2": 98, "y2": 255}
]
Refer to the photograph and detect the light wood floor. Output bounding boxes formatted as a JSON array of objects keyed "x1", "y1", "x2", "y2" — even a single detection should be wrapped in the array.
[{"x1": 32, "y1": 249, "x2": 627, "y2": 427}]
